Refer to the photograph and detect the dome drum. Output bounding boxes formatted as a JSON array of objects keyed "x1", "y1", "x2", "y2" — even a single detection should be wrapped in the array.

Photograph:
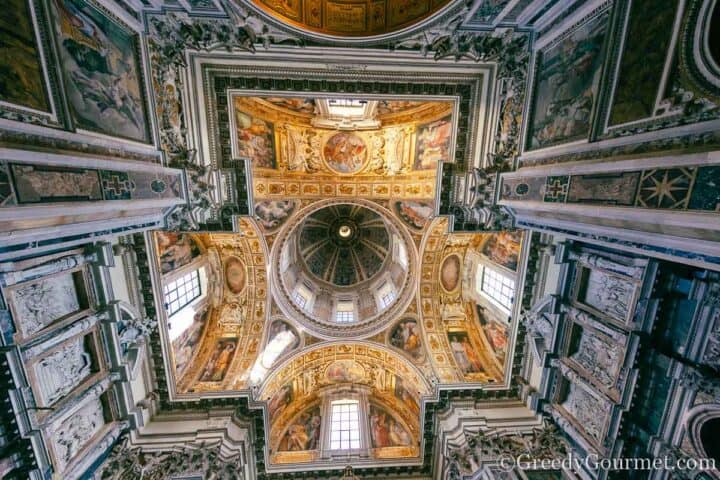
[{"x1": 272, "y1": 200, "x2": 417, "y2": 339}]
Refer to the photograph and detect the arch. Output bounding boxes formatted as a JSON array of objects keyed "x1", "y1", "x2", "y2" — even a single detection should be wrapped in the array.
[
  {"x1": 258, "y1": 340, "x2": 433, "y2": 402},
  {"x1": 686, "y1": 403, "x2": 720, "y2": 469},
  {"x1": 682, "y1": 0, "x2": 720, "y2": 101}
]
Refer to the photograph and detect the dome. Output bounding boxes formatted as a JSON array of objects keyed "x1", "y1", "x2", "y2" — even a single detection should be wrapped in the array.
[
  {"x1": 272, "y1": 200, "x2": 416, "y2": 339},
  {"x1": 299, "y1": 204, "x2": 390, "y2": 287},
  {"x1": 244, "y1": 0, "x2": 461, "y2": 40}
]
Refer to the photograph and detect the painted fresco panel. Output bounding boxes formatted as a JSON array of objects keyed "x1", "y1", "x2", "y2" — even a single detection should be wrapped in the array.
[
  {"x1": 376, "y1": 100, "x2": 424, "y2": 115},
  {"x1": 235, "y1": 108, "x2": 276, "y2": 168},
  {"x1": 325, "y1": 360, "x2": 366, "y2": 383},
  {"x1": 566, "y1": 172, "x2": 640, "y2": 206},
  {"x1": 156, "y1": 232, "x2": 200, "y2": 274},
  {"x1": 260, "y1": 320, "x2": 300, "y2": 369},
  {"x1": 268, "y1": 383, "x2": 293, "y2": 421},
  {"x1": 369, "y1": 404, "x2": 412, "y2": 448},
  {"x1": 323, "y1": 132, "x2": 367, "y2": 174},
  {"x1": 393, "y1": 377, "x2": 420, "y2": 415},
  {"x1": 224, "y1": 256, "x2": 246, "y2": 295},
  {"x1": 255, "y1": 199, "x2": 297, "y2": 233},
  {"x1": 447, "y1": 331, "x2": 484, "y2": 375},
  {"x1": 527, "y1": 13, "x2": 609, "y2": 149},
  {"x1": 479, "y1": 317, "x2": 508, "y2": 363},
  {"x1": 277, "y1": 406, "x2": 321, "y2": 451},
  {"x1": 393, "y1": 200, "x2": 433, "y2": 230},
  {"x1": 198, "y1": 338, "x2": 237, "y2": 382},
  {"x1": 481, "y1": 231, "x2": 521, "y2": 271},
  {"x1": 264, "y1": 97, "x2": 315, "y2": 114},
  {"x1": 171, "y1": 308, "x2": 208, "y2": 377},
  {"x1": 440, "y1": 254, "x2": 461, "y2": 292},
  {"x1": 0, "y1": 0, "x2": 50, "y2": 112},
  {"x1": 389, "y1": 319, "x2": 422, "y2": 360},
  {"x1": 10, "y1": 164, "x2": 102, "y2": 203},
  {"x1": 609, "y1": 0, "x2": 678, "y2": 125},
  {"x1": 414, "y1": 116, "x2": 452, "y2": 170},
  {"x1": 50, "y1": 0, "x2": 149, "y2": 142}
]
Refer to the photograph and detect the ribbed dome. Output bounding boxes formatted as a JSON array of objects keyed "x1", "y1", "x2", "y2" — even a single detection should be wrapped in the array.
[{"x1": 298, "y1": 204, "x2": 390, "y2": 287}]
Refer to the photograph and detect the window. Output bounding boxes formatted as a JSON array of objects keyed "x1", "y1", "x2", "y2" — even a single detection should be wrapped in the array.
[
  {"x1": 335, "y1": 301, "x2": 355, "y2": 323},
  {"x1": 396, "y1": 238, "x2": 408, "y2": 269},
  {"x1": 292, "y1": 284, "x2": 312, "y2": 311},
  {"x1": 378, "y1": 281, "x2": 395, "y2": 309},
  {"x1": 380, "y1": 291, "x2": 395, "y2": 308},
  {"x1": 327, "y1": 99, "x2": 366, "y2": 117},
  {"x1": 329, "y1": 400, "x2": 361, "y2": 450},
  {"x1": 164, "y1": 270, "x2": 201, "y2": 316},
  {"x1": 479, "y1": 266, "x2": 515, "y2": 311},
  {"x1": 292, "y1": 290, "x2": 307, "y2": 309}
]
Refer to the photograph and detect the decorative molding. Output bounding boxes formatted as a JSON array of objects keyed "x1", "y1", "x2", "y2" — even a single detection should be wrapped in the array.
[{"x1": 96, "y1": 435, "x2": 246, "y2": 480}]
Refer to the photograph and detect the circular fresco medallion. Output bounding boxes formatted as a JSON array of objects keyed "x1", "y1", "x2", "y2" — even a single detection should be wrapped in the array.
[
  {"x1": 440, "y1": 254, "x2": 461, "y2": 292},
  {"x1": 224, "y1": 256, "x2": 246, "y2": 295},
  {"x1": 322, "y1": 132, "x2": 367, "y2": 174}
]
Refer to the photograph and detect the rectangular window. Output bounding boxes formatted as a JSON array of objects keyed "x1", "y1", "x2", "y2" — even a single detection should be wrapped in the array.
[
  {"x1": 329, "y1": 400, "x2": 361, "y2": 451},
  {"x1": 335, "y1": 301, "x2": 355, "y2": 323},
  {"x1": 480, "y1": 267, "x2": 515, "y2": 311},
  {"x1": 378, "y1": 281, "x2": 396, "y2": 309},
  {"x1": 164, "y1": 270, "x2": 201, "y2": 316},
  {"x1": 380, "y1": 292, "x2": 395, "y2": 308},
  {"x1": 292, "y1": 290, "x2": 307, "y2": 309}
]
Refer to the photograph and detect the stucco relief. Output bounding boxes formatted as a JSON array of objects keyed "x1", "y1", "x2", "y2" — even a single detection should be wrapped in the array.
[
  {"x1": 50, "y1": 397, "x2": 105, "y2": 471},
  {"x1": 560, "y1": 381, "x2": 609, "y2": 444},
  {"x1": 11, "y1": 272, "x2": 82, "y2": 337},
  {"x1": 35, "y1": 336, "x2": 93, "y2": 406}
]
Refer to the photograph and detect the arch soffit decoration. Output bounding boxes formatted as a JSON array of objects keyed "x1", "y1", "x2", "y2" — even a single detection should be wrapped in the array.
[
  {"x1": 258, "y1": 340, "x2": 433, "y2": 401},
  {"x1": 417, "y1": 217, "x2": 512, "y2": 385},
  {"x1": 170, "y1": 218, "x2": 271, "y2": 394}
]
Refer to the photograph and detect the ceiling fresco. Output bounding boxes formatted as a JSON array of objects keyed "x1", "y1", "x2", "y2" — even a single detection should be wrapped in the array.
[
  {"x1": 150, "y1": 93, "x2": 524, "y2": 469},
  {"x1": 152, "y1": 215, "x2": 524, "y2": 467}
]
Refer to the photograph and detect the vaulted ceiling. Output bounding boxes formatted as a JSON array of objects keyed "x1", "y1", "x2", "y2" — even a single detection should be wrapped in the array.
[{"x1": 151, "y1": 95, "x2": 525, "y2": 469}]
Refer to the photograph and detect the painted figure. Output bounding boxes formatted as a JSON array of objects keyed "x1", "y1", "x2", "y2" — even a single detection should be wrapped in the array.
[
  {"x1": 199, "y1": 340, "x2": 236, "y2": 382},
  {"x1": 52, "y1": 0, "x2": 148, "y2": 141},
  {"x1": 323, "y1": 133, "x2": 367, "y2": 174},
  {"x1": 235, "y1": 109, "x2": 276, "y2": 168},
  {"x1": 255, "y1": 200, "x2": 296, "y2": 232},
  {"x1": 156, "y1": 232, "x2": 200, "y2": 274},
  {"x1": 414, "y1": 117, "x2": 452, "y2": 170},
  {"x1": 390, "y1": 320, "x2": 422, "y2": 359},
  {"x1": 394, "y1": 200, "x2": 433, "y2": 230}
]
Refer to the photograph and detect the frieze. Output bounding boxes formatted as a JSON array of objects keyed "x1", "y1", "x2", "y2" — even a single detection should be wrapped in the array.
[
  {"x1": 500, "y1": 164, "x2": 720, "y2": 213},
  {"x1": 0, "y1": 161, "x2": 183, "y2": 207}
]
